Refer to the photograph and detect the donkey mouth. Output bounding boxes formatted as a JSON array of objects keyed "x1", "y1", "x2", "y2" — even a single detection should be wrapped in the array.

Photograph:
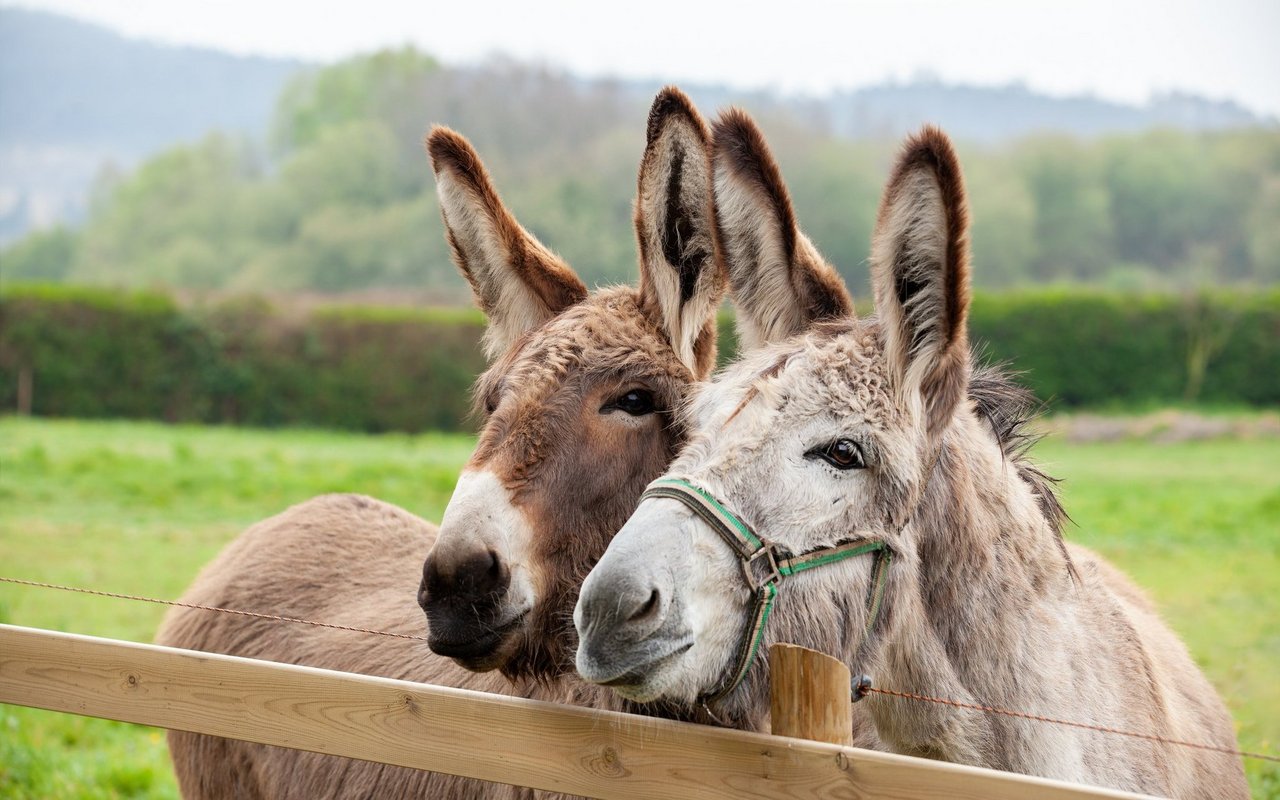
[
  {"x1": 427, "y1": 609, "x2": 529, "y2": 660},
  {"x1": 581, "y1": 640, "x2": 693, "y2": 691}
]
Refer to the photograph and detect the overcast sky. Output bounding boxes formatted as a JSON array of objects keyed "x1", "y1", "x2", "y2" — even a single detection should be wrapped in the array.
[{"x1": 8, "y1": 0, "x2": 1280, "y2": 117}]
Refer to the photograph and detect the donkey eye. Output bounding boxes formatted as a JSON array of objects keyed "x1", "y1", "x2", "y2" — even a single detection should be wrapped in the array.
[
  {"x1": 808, "y1": 439, "x2": 866, "y2": 470},
  {"x1": 603, "y1": 389, "x2": 657, "y2": 417}
]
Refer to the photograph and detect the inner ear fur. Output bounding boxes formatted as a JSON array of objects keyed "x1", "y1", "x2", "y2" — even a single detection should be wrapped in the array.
[
  {"x1": 870, "y1": 125, "x2": 971, "y2": 436},
  {"x1": 711, "y1": 108, "x2": 853, "y2": 351},
  {"x1": 634, "y1": 86, "x2": 726, "y2": 378},
  {"x1": 427, "y1": 127, "x2": 587, "y2": 360}
]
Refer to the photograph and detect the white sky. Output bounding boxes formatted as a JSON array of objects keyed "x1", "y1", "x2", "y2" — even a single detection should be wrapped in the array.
[{"x1": 8, "y1": 0, "x2": 1280, "y2": 117}]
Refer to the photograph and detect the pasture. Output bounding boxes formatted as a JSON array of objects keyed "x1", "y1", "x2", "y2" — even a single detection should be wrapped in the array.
[{"x1": 0, "y1": 416, "x2": 1276, "y2": 798}]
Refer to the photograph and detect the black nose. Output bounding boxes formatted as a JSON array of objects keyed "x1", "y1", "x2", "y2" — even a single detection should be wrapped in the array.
[
  {"x1": 420, "y1": 548, "x2": 510, "y2": 612},
  {"x1": 419, "y1": 546, "x2": 515, "y2": 660}
]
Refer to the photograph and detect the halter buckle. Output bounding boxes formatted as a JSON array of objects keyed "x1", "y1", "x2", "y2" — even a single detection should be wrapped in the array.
[{"x1": 742, "y1": 542, "x2": 782, "y2": 590}]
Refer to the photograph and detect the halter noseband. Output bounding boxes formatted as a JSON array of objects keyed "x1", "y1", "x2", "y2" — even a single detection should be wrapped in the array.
[{"x1": 639, "y1": 477, "x2": 893, "y2": 704}]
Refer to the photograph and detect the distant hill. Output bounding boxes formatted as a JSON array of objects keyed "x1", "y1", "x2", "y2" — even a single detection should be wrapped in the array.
[
  {"x1": 0, "y1": 7, "x2": 305, "y2": 240},
  {"x1": 820, "y1": 80, "x2": 1267, "y2": 141},
  {"x1": 0, "y1": 7, "x2": 304, "y2": 153},
  {"x1": 0, "y1": 6, "x2": 1274, "y2": 245},
  {"x1": 662, "y1": 80, "x2": 1270, "y2": 144}
]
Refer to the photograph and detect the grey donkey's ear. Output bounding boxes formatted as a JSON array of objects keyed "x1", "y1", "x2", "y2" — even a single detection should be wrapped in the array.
[
  {"x1": 427, "y1": 127, "x2": 588, "y2": 361},
  {"x1": 634, "y1": 87, "x2": 726, "y2": 378},
  {"x1": 870, "y1": 125, "x2": 971, "y2": 437},
  {"x1": 711, "y1": 108, "x2": 853, "y2": 351}
]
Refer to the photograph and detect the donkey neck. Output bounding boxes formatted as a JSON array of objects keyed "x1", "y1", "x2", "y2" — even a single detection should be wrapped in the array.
[{"x1": 873, "y1": 411, "x2": 1078, "y2": 766}]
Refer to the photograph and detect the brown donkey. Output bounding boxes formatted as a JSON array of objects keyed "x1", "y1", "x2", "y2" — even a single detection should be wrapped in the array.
[
  {"x1": 576, "y1": 113, "x2": 1249, "y2": 798},
  {"x1": 157, "y1": 87, "x2": 729, "y2": 799},
  {"x1": 416, "y1": 86, "x2": 725, "y2": 682}
]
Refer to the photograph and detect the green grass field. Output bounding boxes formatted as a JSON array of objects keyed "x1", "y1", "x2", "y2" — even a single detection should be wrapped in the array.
[{"x1": 1, "y1": 416, "x2": 1277, "y2": 798}]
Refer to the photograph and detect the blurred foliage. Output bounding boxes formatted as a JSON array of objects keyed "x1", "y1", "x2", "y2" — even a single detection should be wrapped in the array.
[
  {"x1": 272, "y1": 48, "x2": 438, "y2": 158},
  {"x1": 1, "y1": 48, "x2": 1277, "y2": 295},
  {"x1": 0, "y1": 226, "x2": 77, "y2": 283},
  {"x1": 970, "y1": 288, "x2": 1280, "y2": 408},
  {"x1": 0, "y1": 285, "x2": 486, "y2": 432},
  {"x1": 1, "y1": 285, "x2": 1276, "y2": 433}
]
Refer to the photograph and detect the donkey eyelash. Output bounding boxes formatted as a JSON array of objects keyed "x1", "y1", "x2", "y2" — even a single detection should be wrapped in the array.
[
  {"x1": 599, "y1": 388, "x2": 660, "y2": 417},
  {"x1": 804, "y1": 437, "x2": 874, "y2": 471}
]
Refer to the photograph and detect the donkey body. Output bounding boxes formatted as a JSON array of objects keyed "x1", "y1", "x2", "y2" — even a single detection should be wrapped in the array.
[
  {"x1": 158, "y1": 88, "x2": 748, "y2": 799},
  {"x1": 160, "y1": 495, "x2": 536, "y2": 799},
  {"x1": 575, "y1": 114, "x2": 1248, "y2": 798}
]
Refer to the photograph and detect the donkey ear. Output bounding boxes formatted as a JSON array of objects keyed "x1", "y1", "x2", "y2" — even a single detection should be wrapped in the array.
[
  {"x1": 634, "y1": 87, "x2": 726, "y2": 378},
  {"x1": 426, "y1": 127, "x2": 588, "y2": 361},
  {"x1": 712, "y1": 108, "x2": 853, "y2": 351},
  {"x1": 870, "y1": 126, "x2": 971, "y2": 437}
]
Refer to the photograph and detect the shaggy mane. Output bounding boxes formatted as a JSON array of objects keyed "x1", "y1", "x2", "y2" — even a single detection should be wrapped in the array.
[
  {"x1": 968, "y1": 360, "x2": 1077, "y2": 579},
  {"x1": 968, "y1": 363, "x2": 1064, "y2": 531}
]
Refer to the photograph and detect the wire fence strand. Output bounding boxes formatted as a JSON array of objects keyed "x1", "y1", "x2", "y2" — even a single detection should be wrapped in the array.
[
  {"x1": 860, "y1": 686, "x2": 1280, "y2": 765},
  {"x1": 3, "y1": 574, "x2": 1276, "y2": 766},
  {"x1": 0, "y1": 575, "x2": 430, "y2": 642}
]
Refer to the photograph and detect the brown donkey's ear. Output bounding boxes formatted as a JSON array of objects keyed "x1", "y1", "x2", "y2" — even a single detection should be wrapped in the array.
[
  {"x1": 427, "y1": 127, "x2": 588, "y2": 360},
  {"x1": 634, "y1": 87, "x2": 726, "y2": 378},
  {"x1": 712, "y1": 108, "x2": 852, "y2": 351},
  {"x1": 870, "y1": 125, "x2": 971, "y2": 437}
]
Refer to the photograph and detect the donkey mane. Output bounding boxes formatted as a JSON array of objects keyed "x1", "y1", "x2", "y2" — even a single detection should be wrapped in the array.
[{"x1": 966, "y1": 360, "x2": 1068, "y2": 541}]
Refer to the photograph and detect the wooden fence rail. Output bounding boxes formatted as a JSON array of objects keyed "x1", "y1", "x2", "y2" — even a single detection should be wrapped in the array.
[{"x1": 0, "y1": 624, "x2": 1158, "y2": 800}]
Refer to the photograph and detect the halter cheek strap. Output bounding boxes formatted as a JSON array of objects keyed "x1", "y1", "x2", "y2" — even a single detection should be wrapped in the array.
[{"x1": 640, "y1": 477, "x2": 893, "y2": 704}]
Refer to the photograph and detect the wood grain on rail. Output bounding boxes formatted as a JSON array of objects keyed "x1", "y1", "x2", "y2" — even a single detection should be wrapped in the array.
[{"x1": 0, "y1": 625, "x2": 1160, "y2": 800}]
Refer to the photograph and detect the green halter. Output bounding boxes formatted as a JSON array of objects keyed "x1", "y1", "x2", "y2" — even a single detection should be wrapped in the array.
[{"x1": 639, "y1": 477, "x2": 893, "y2": 704}]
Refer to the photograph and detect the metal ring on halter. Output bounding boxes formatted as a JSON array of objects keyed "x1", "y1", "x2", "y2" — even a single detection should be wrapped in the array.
[{"x1": 743, "y1": 544, "x2": 782, "y2": 590}]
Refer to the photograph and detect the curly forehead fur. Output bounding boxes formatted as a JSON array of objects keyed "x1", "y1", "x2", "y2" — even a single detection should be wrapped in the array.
[
  {"x1": 474, "y1": 286, "x2": 697, "y2": 418},
  {"x1": 688, "y1": 318, "x2": 1065, "y2": 537}
]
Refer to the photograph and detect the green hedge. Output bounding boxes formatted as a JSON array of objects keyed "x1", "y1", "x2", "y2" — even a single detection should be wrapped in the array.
[
  {"x1": 967, "y1": 289, "x2": 1280, "y2": 408},
  {"x1": 0, "y1": 286, "x2": 486, "y2": 432},
  {"x1": 1, "y1": 285, "x2": 1276, "y2": 433}
]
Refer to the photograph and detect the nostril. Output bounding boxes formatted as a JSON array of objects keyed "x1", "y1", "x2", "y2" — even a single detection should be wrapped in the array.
[
  {"x1": 483, "y1": 550, "x2": 511, "y2": 595},
  {"x1": 421, "y1": 557, "x2": 442, "y2": 600},
  {"x1": 466, "y1": 548, "x2": 509, "y2": 597},
  {"x1": 628, "y1": 588, "x2": 660, "y2": 623},
  {"x1": 422, "y1": 547, "x2": 510, "y2": 603}
]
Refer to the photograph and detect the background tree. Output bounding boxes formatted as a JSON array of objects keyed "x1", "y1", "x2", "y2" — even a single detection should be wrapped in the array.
[{"x1": 3, "y1": 47, "x2": 1276, "y2": 296}]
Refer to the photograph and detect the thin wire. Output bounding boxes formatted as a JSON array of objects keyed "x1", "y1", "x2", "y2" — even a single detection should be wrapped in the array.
[
  {"x1": 0, "y1": 575, "x2": 430, "y2": 643},
  {"x1": 3, "y1": 575, "x2": 1277, "y2": 766},
  {"x1": 860, "y1": 685, "x2": 1280, "y2": 765}
]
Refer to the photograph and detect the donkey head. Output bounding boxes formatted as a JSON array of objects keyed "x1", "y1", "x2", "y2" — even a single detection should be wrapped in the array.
[
  {"x1": 575, "y1": 117, "x2": 972, "y2": 717},
  {"x1": 419, "y1": 88, "x2": 726, "y2": 679}
]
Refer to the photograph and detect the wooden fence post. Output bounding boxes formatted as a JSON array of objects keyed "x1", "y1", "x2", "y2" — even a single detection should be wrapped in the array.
[
  {"x1": 17, "y1": 366, "x2": 33, "y2": 415},
  {"x1": 769, "y1": 642, "x2": 853, "y2": 747}
]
